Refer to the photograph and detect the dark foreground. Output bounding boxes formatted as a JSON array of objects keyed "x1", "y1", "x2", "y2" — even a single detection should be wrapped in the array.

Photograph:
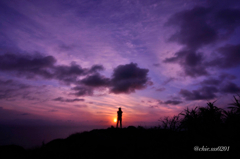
[{"x1": 0, "y1": 126, "x2": 239, "y2": 159}]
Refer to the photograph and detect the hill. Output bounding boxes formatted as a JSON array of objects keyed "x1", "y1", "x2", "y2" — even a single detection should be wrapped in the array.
[{"x1": 0, "y1": 126, "x2": 238, "y2": 159}]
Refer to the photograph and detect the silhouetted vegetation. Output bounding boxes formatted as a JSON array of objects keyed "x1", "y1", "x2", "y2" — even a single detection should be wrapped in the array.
[
  {"x1": 159, "y1": 96, "x2": 240, "y2": 135},
  {"x1": 1, "y1": 96, "x2": 240, "y2": 158}
]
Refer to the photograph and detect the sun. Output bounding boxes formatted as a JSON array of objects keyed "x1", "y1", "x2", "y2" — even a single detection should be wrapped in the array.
[{"x1": 113, "y1": 118, "x2": 117, "y2": 122}]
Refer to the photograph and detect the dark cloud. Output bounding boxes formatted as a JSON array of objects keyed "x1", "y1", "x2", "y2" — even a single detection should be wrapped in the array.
[
  {"x1": 71, "y1": 86, "x2": 94, "y2": 96},
  {"x1": 219, "y1": 73, "x2": 237, "y2": 80},
  {"x1": 80, "y1": 73, "x2": 110, "y2": 87},
  {"x1": 153, "y1": 63, "x2": 160, "y2": 67},
  {"x1": 163, "y1": 100, "x2": 183, "y2": 105},
  {"x1": 165, "y1": 7, "x2": 218, "y2": 49},
  {"x1": 207, "y1": 0, "x2": 240, "y2": 8},
  {"x1": 0, "y1": 53, "x2": 56, "y2": 79},
  {"x1": 207, "y1": 44, "x2": 240, "y2": 69},
  {"x1": 166, "y1": 6, "x2": 240, "y2": 49},
  {"x1": 162, "y1": 77, "x2": 175, "y2": 85},
  {"x1": 179, "y1": 86, "x2": 218, "y2": 100},
  {"x1": 0, "y1": 90, "x2": 14, "y2": 100},
  {"x1": 0, "y1": 79, "x2": 13, "y2": 85},
  {"x1": 53, "y1": 64, "x2": 105, "y2": 85},
  {"x1": 180, "y1": 73, "x2": 240, "y2": 101},
  {"x1": 200, "y1": 78, "x2": 222, "y2": 85},
  {"x1": 0, "y1": 53, "x2": 151, "y2": 96},
  {"x1": 0, "y1": 53, "x2": 85, "y2": 82},
  {"x1": 89, "y1": 65, "x2": 105, "y2": 73},
  {"x1": 22, "y1": 93, "x2": 39, "y2": 101},
  {"x1": 110, "y1": 63, "x2": 151, "y2": 94},
  {"x1": 0, "y1": 79, "x2": 31, "y2": 100},
  {"x1": 220, "y1": 82, "x2": 240, "y2": 93},
  {"x1": 58, "y1": 44, "x2": 75, "y2": 51},
  {"x1": 164, "y1": 49, "x2": 208, "y2": 77},
  {"x1": 156, "y1": 87, "x2": 166, "y2": 92},
  {"x1": 53, "y1": 62, "x2": 87, "y2": 84},
  {"x1": 149, "y1": 105, "x2": 159, "y2": 108},
  {"x1": 158, "y1": 99, "x2": 183, "y2": 105},
  {"x1": 53, "y1": 97, "x2": 84, "y2": 102},
  {"x1": 200, "y1": 73, "x2": 236, "y2": 86},
  {"x1": 0, "y1": 53, "x2": 106, "y2": 84},
  {"x1": 164, "y1": 6, "x2": 240, "y2": 77},
  {"x1": 215, "y1": 8, "x2": 240, "y2": 32}
]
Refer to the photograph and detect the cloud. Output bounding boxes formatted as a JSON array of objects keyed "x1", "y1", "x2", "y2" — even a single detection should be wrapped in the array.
[
  {"x1": 149, "y1": 105, "x2": 159, "y2": 108},
  {"x1": 179, "y1": 86, "x2": 218, "y2": 100},
  {"x1": 49, "y1": 109, "x2": 58, "y2": 112},
  {"x1": 220, "y1": 82, "x2": 240, "y2": 93},
  {"x1": 74, "y1": 105, "x2": 87, "y2": 108},
  {"x1": 0, "y1": 79, "x2": 31, "y2": 100},
  {"x1": 180, "y1": 73, "x2": 240, "y2": 101},
  {"x1": 53, "y1": 97, "x2": 84, "y2": 102},
  {"x1": 153, "y1": 63, "x2": 160, "y2": 67},
  {"x1": 200, "y1": 78, "x2": 222, "y2": 86},
  {"x1": 163, "y1": 100, "x2": 183, "y2": 105},
  {"x1": 200, "y1": 73, "x2": 236, "y2": 86},
  {"x1": 72, "y1": 63, "x2": 152, "y2": 96},
  {"x1": 156, "y1": 87, "x2": 166, "y2": 92},
  {"x1": 53, "y1": 62, "x2": 87, "y2": 84},
  {"x1": 0, "y1": 53, "x2": 56, "y2": 79},
  {"x1": 0, "y1": 53, "x2": 152, "y2": 96},
  {"x1": 0, "y1": 79, "x2": 13, "y2": 85},
  {"x1": 164, "y1": 6, "x2": 240, "y2": 77},
  {"x1": 71, "y1": 86, "x2": 94, "y2": 96},
  {"x1": 165, "y1": 6, "x2": 218, "y2": 49},
  {"x1": 215, "y1": 8, "x2": 240, "y2": 32},
  {"x1": 22, "y1": 93, "x2": 40, "y2": 101},
  {"x1": 164, "y1": 48, "x2": 208, "y2": 78},
  {"x1": 89, "y1": 65, "x2": 105, "y2": 73},
  {"x1": 80, "y1": 73, "x2": 110, "y2": 87},
  {"x1": 166, "y1": 6, "x2": 240, "y2": 49},
  {"x1": 110, "y1": 63, "x2": 152, "y2": 94},
  {"x1": 0, "y1": 53, "x2": 107, "y2": 84},
  {"x1": 206, "y1": 44, "x2": 240, "y2": 69},
  {"x1": 219, "y1": 73, "x2": 237, "y2": 80},
  {"x1": 162, "y1": 77, "x2": 175, "y2": 85},
  {"x1": 58, "y1": 44, "x2": 75, "y2": 51},
  {"x1": 0, "y1": 53, "x2": 84, "y2": 82}
]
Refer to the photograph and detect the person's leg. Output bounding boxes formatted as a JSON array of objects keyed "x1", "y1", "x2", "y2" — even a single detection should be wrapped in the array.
[
  {"x1": 120, "y1": 119, "x2": 122, "y2": 128},
  {"x1": 116, "y1": 119, "x2": 119, "y2": 128}
]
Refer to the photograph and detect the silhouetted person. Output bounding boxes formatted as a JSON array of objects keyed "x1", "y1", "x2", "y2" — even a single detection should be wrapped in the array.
[{"x1": 116, "y1": 107, "x2": 123, "y2": 128}]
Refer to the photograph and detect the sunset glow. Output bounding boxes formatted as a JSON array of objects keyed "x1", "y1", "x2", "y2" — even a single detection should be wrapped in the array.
[{"x1": 114, "y1": 118, "x2": 117, "y2": 123}]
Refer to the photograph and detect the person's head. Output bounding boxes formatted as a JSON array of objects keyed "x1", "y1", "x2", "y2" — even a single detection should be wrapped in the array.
[{"x1": 119, "y1": 107, "x2": 121, "y2": 110}]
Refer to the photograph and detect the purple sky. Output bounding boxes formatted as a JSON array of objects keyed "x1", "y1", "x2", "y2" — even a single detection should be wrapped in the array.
[{"x1": 1, "y1": 0, "x2": 240, "y2": 128}]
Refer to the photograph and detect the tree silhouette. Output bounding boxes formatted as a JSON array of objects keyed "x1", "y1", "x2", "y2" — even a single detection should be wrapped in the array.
[
  {"x1": 228, "y1": 95, "x2": 240, "y2": 114},
  {"x1": 160, "y1": 115, "x2": 180, "y2": 131},
  {"x1": 197, "y1": 101, "x2": 224, "y2": 134},
  {"x1": 179, "y1": 107, "x2": 199, "y2": 132}
]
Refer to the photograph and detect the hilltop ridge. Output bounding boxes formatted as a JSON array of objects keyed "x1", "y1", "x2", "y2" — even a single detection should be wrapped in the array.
[{"x1": 0, "y1": 126, "x2": 238, "y2": 159}]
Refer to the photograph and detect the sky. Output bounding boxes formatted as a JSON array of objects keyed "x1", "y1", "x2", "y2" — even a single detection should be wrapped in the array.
[{"x1": 1, "y1": 0, "x2": 240, "y2": 129}]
